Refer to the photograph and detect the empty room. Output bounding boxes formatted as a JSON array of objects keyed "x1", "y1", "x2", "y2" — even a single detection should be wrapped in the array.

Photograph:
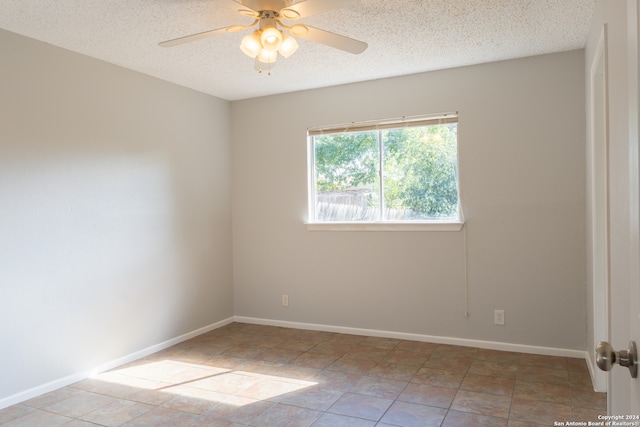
[{"x1": 1, "y1": 0, "x2": 639, "y2": 426}]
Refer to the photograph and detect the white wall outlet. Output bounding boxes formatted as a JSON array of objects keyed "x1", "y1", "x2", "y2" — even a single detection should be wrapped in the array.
[
  {"x1": 494, "y1": 309, "x2": 505, "y2": 325},
  {"x1": 282, "y1": 294, "x2": 289, "y2": 307}
]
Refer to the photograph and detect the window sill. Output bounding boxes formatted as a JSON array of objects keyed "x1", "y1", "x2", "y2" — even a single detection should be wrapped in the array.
[{"x1": 305, "y1": 221, "x2": 464, "y2": 232}]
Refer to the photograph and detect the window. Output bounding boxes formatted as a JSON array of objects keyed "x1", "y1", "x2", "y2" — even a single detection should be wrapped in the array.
[{"x1": 307, "y1": 113, "x2": 461, "y2": 230}]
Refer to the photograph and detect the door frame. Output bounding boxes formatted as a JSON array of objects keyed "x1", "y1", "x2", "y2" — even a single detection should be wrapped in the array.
[{"x1": 587, "y1": 24, "x2": 610, "y2": 394}]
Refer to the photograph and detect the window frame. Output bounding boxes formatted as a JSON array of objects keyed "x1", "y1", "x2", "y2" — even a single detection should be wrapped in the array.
[{"x1": 306, "y1": 113, "x2": 464, "y2": 231}]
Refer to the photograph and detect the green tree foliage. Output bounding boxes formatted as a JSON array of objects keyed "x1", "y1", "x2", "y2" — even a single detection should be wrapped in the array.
[
  {"x1": 383, "y1": 125, "x2": 458, "y2": 218},
  {"x1": 314, "y1": 131, "x2": 378, "y2": 191},
  {"x1": 313, "y1": 124, "x2": 458, "y2": 219}
]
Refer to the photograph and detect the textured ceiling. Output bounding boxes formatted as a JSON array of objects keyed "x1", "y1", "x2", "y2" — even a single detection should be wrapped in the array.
[{"x1": 0, "y1": 0, "x2": 595, "y2": 101}]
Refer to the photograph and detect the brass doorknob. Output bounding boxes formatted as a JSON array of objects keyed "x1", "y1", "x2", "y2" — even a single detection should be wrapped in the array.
[{"x1": 596, "y1": 340, "x2": 638, "y2": 378}]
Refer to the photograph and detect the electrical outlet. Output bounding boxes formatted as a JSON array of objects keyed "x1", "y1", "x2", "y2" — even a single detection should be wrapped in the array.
[
  {"x1": 282, "y1": 295, "x2": 289, "y2": 307},
  {"x1": 494, "y1": 309, "x2": 505, "y2": 325}
]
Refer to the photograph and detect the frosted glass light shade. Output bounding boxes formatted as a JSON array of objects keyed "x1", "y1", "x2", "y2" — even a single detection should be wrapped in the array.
[
  {"x1": 257, "y1": 48, "x2": 277, "y2": 64},
  {"x1": 279, "y1": 33, "x2": 298, "y2": 58},
  {"x1": 261, "y1": 27, "x2": 283, "y2": 52},
  {"x1": 240, "y1": 31, "x2": 262, "y2": 58}
]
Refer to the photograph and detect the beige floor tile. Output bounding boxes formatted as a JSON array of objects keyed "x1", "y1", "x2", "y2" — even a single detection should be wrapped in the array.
[
  {"x1": 161, "y1": 388, "x2": 222, "y2": 414},
  {"x1": 507, "y1": 419, "x2": 548, "y2": 427},
  {"x1": 249, "y1": 403, "x2": 321, "y2": 427},
  {"x1": 291, "y1": 352, "x2": 339, "y2": 369},
  {"x1": 120, "y1": 406, "x2": 202, "y2": 427},
  {"x1": 307, "y1": 342, "x2": 354, "y2": 357},
  {"x1": 368, "y1": 361, "x2": 420, "y2": 381},
  {"x1": 474, "y1": 349, "x2": 522, "y2": 364},
  {"x1": 411, "y1": 366, "x2": 465, "y2": 388},
  {"x1": 467, "y1": 360, "x2": 519, "y2": 379},
  {"x1": 328, "y1": 392, "x2": 393, "y2": 421},
  {"x1": 422, "y1": 354, "x2": 473, "y2": 371},
  {"x1": 277, "y1": 386, "x2": 344, "y2": 411},
  {"x1": 329, "y1": 333, "x2": 367, "y2": 345},
  {"x1": 273, "y1": 364, "x2": 322, "y2": 381},
  {"x1": 0, "y1": 405, "x2": 35, "y2": 424},
  {"x1": 567, "y1": 357, "x2": 589, "y2": 372},
  {"x1": 570, "y1": 387, "x2": 607, "y2": 411},
  {"x1": 442, "y1": 410, "x2": 509, "y2": 427},
  {"x1": 360, "y1": 336, "x2": 403, "y2": 349},
  {"x1": 326, "y1": 356, "x2": 378, "y2": 375},
  {"x1": 513, "y1": 380, "x2": 571, "y2": 405},
  {"x1": 204, "y1": 399, "x2": 273, "y2": 424},
  {"x1": 451, "y1": 389, "x2": 512, "y2": 418},
  {"x1": 310, "y1": 370, "x2": 364, "y2": 391},
  {"x1": 519, "y1": 354, "x2": 568, "y2": 370},
  {"x1": 397, "y1": 382, "x2": 457, "y2": 408},
  {"x1": 236, "y1": 377, "x2": 313, "y2": 401},
  {"x1": 572, "y1": 405, "x2": 608, "y2": 422},
  {"x1": 509, "y1": 397, "x2": 572, "y2": 425},
  {"x1": 460, "y1": 373, "x2": 516, "y2": 396},
  {"x1": 189, "y1": 371, "x2": 260, "y2": 394},
  {"x1": 431, "y1": 344, "x2": 479, "y2": 359},
  {"x1": 279, "y1": 338, "x2": 317, "y2": 352},
  {"x1": 516, "y1": 365, "x2": 570, "y2": 387},
  {"x1": 0, "y1": 409, "x2": 72, "y2": 427},
  {"x1": 310, "y1": 412, "x2": 376, "y2": 426},
  {"x1": 343, "y1": 345, "x2": 390, "y2": 362},
  {"x1": 81, "y1": 398, "x2": 154, "y2": 426},
  {"x1": 21, "y1": 387, "x2": 81, "y2": 410},
  {"x1": 395, "y1": 340, "x2": 438, "y2": 354},
  {"x1": 349, "y1": 376, "x2": 408, "y2": 399},
  {"x1": 255, "y1": 348, "x2": 302, "y2": 364},
  {"x1": 382, "y1": 349, "x2": 429, "y2": 367},
  {"x1": 378, "y1": 401, "x2": 447, "y2": 427},
  {"x1": 568, "y1": 369, "x2": 593, "y2": 387},
  {"x1": 33, "y1": 389, "x2": 118, "y2": 418}
]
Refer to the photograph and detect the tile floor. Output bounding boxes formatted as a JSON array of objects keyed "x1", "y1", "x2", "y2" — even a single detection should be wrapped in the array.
[{"x1": 0, "y1": 322, "x2": 607, "y2": 426}]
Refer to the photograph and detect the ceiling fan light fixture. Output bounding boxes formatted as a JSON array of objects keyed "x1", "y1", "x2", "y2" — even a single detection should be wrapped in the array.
[
  {"x1": 159, "y1": 0, "x2": 368, "y2": 74},
  {"x1": 278, "y1": 32, "x2": 298, "y2": 58},
  {"x1": 240, "y1": 30, "x2": 262, "y2": 58},
  {"x1": 260, "y1": 27, "x2": 283, "y2": 52},
  {"x1": 257, "y1": 48, "x2": 278, "y2": 64}
]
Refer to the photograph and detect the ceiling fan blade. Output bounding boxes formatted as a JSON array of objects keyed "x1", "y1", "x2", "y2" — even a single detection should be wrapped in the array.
[
  {"x1": 293, "y1": 25, "x2": 367, "y2": 54},
  {"x1": 231, "y1": 0, "x2": 260, "y2": 17},
  {"x1": 280, "y1": 0, "x2": 359, "y2": 19},
  {"x1": 159, "y1": 26, "x2": 237, "y2": 47}
]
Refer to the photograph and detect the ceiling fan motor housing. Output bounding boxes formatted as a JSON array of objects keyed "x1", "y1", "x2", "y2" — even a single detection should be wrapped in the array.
[{"x1": 243, "y1": 0, "x2": 291, "y2": 13}]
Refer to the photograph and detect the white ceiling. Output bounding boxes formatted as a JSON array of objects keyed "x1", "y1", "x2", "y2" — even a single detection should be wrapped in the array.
[{"x1": 0, "y1": 0, "x2": 595, "y2": 101}]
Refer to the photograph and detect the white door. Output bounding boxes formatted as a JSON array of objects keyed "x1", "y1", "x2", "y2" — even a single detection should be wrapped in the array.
[
  {"x1": 597, "y1": 0, "x2": 640, "y2": 414},
  {"x1": 607, "y1": 0, "x2": 640, "y2": 414},
  {"x1": 629, "y1": 0, "x2": 640, "y2": 414}
]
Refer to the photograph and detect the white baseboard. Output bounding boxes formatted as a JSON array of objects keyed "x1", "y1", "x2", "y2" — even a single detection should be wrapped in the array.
[
  {"x1": 234, "y1": 316, "x2": 588, "y2": 359},
  {"x1": 585, "y1": 350, "x2": 608, "y2": 392},
  {"x1": 0, "y1": 316, "x2": 234, "y2": 410}
]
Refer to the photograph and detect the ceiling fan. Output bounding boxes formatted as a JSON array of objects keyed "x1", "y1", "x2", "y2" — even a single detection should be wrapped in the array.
[{"x1": 159, "y1": 0, "x2": 368, "y2": 73}]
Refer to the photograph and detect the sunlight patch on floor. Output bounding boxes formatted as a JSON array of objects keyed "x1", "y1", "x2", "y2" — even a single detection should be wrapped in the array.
[{"x1": 91, "y1": 359, "x2": 317, "y2": 407}]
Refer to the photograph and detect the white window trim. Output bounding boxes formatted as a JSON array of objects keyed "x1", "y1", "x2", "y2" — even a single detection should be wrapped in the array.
[
  {"x1": 305, "y1": 221, "x2": 464, "y2": 232},
  {"x1": 306, "y1": 113, "x2": 463, "y2": 231}
]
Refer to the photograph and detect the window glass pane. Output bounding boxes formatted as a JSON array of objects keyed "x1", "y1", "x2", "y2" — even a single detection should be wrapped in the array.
[
  {"x1": 314, "y1": 131, "x2": 380, "y2": 221},
  {"x1": 382, "y1": 124, "x2": 458, "y2": 220}
]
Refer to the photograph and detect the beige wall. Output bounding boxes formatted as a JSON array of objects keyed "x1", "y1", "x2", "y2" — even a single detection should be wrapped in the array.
[
  {"x1": 231, "y1": 50, "x2": 587, "y2": 350},
  {"x1": 0, "y1": 29, "x2": 233, "y2": 403}
]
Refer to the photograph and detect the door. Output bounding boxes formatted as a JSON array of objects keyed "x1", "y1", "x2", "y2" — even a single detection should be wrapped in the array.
[
  {"x1": 607, "y1": 0, "x2": 640, "y2": 414},
  {"x1": 596, "y1": 0, "x2": 640, "y2": 414},
  {"x1": 628, "y1": 0, "x2": 640, "y2": 414}
]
